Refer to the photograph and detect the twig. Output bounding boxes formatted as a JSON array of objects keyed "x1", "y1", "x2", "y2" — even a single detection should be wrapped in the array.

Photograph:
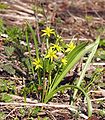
[
  {"x1": 90, "y1": 97, "x2": 105, "y2": 102},
  {"x1": 4, "y1": 107, "x2": 22, "y2": 119},
  {"x1": 0, "y1": 76, "x2": 24, "y2": 80},
  {"x1": 8, "y1": 94, "x2": 38, "y2": 103},
  {"x1": 0, "y1": 102, "x2": 76, "y2": 110},
  {"x1": 12, "y1": 4, "x2": 34, "y2": 15},
  {"x1": 45, "y1": 110, "x2": 57, "y2": 120},
  {"x1": 63, "y1": 38, "x2": 93, "y2": 42},
  {"x1": 0, "y1": 14, "x2": 36, "y2": 21},
  {"x1": 82, "y1": 63, "x2": 105, "y2": 66}
]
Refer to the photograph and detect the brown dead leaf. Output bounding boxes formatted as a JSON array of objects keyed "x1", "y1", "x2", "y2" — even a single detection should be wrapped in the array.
[
  {"x1": 88, "y1": 116, "x2": 99, "y2": 120},
  {"x1": 98, "y1": 87, "x2": 105, "y2": 97}
]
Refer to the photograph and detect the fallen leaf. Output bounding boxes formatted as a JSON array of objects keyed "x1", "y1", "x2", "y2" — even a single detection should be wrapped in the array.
[{"x1": 88, "y1": 116, "x2": 99, "y2": 120}]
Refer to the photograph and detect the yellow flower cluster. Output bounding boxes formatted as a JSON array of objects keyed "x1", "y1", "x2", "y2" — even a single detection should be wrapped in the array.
[{"x1": 33, "y1": 27, "x2": 76, "y2": 70}]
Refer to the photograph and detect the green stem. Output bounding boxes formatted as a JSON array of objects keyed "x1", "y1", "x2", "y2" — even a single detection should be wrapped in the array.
[
  {"x1": 27, "y1": 22, "x2": 39, "y2": 59},
  {"x1": 46, "y1": 38, "x2": 49, "y2": 49},
  {"x1": 49, "y1": 64, "x2": 62, "y2": 91},
  {"x1": 37, "y1": 69, "x2": 41, "y2": 85},
  {"x1": 25, "y1": 30, "x2": 34, "y2": 75},
  {"x1": 85, "y1": 74, "x2": 98, "y2": 91},
  {"x1": 42, "y1": 60, "x2": 46, "y2": 102}
]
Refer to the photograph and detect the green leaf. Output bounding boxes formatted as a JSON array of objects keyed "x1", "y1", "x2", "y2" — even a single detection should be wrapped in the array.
[
  {"x1": 0, "y1": 18, "x2": 5, "y2": 33},
  {"x1": 44, "y1": 85, "x2": 92, "y2": 117},
  {"x1": 0, "y1": 3, "x2": 9, "y2": 9},
  {"x1": 6, "y1": 26, "x2": 23, "y2": 41},
  {"x1": 4, "y1": 46, "x2": 15, "y2": 57},
  {"x1": 3, "y1": 64, "x2": 15, "y2": 75},
  {"x1": 73, "y1": 36, "x2": 100, "y2": 100},
  {"x1": 27, "y1": 22, "x2": 39, "y2": 59},
  {"x1": 0, "y1": 80, "x2": 8, "y2": 92},
  {"x1": 0, "y1": 93, "x2": 12, "y2": 102},
  {"x1": 99, "y1": 109, "x2": 105, "y2": 117},
  {"x1": 0, "y1": 112, "x2": 6, "y2": 120},
  {"x1": 49, "y1": 42, "x2": 95, "y2": 93}
]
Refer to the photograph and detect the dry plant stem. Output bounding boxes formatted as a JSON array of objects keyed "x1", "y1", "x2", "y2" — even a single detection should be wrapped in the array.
[
  {"x1": 86, "y1": 97, "x2": 105, "y2": 102},
  {"x1": 0, "y1": 14, "x2": 36, "y2": 21},
  {"x1": 8, "y1": 94, "x2": 38, "y2": 103},
  {"x1": 0, "y1": 102, "x2": 88, "y2": 119},
  {"x1": 0, "y1": 76, "x2": 24, "y2": 80},
  {"x1": 11, "y1": 3, "x2": 34, "y2": 15},
  {"x1": 45, "y1": 110, "x2": 56, "y2": 120},
  {"x1": 4, "y1": 107, "x2": 22, "y2": 119},
  {"x1": 0, "y1": 102, "x2": 76, "y2": 110}
]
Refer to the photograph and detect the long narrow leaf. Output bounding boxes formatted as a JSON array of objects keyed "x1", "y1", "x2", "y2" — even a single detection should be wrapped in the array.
[
  {"x1": 44, "y1": 85, "x2": 92, "y2": 117},
  {"x1": 49, "y1": 42, "x2": 96, "y2": 93},
  {"x1": 25, "y1": 30, "x2": 34, "y2": 75},
  {"x1": 72, "y1": 36, "x2": 100, "y2": 101},
  {"x1": 27, "y1": 22, "x2": 39, "y2": 59},
  {"x1": 49, "y1": 43, "x2": 87, "y2": 90}
]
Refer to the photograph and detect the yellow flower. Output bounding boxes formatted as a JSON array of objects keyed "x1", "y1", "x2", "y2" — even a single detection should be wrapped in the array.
[
  {"x1": 65, "y1": 41, "x2": 76, "y2": 52},
  {"x1": 51, "y1": 44, "x2": 62, "y2": 52},
  {"x1": 56, "y1": 34, "x2": 63, "y2": 42},
  {"x1": 45, "y1": 47, "x2": 58, "y2": 62},
  {"x1": 41, "y1": 27, "x2": 55, "y2": 37},
  {"x1": 61, "y1": 57, "x2": 67, "y2": 65},
  {"x1": 33, "y1": 58, "x2": 42, "y2": 70}
]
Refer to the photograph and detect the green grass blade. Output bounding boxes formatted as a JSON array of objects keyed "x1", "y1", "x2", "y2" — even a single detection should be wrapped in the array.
[
  {"x1": 25, "y1": 30, "x2": 35, "y2": 75},
  {"x1": 72, "y1": 36, "x2": 100, "y2": 102},
  {"x1": 27, "y1": 22, "x2": 39, "y2": 59},
  {"x1": 44, "y1": 85, "x2": 92, "y2": 117},
  {"x1": 49, "y1": 42, "x2": 96, "y2": 93}
]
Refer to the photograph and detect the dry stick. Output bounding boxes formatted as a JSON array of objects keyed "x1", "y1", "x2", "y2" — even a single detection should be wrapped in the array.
[
  {"x1": 0, "y1": 102, "x2": 88, "y2": 119},
  {"x1": 4, "y1": 107, "x2": 22, "y2": 119},
  {"x1": 89, "y1": 97, "x2": 105, "y2": 102},
  {"x1": 0, "y1": 76, "x2": 23, "y2": 80},
  {"x1": 82, "y1": 63, "x2": 105, "y2": 66},
  {"x1": 12, "y1": 4, "x2": 34, "y2": 15},
  {"x1": 45, "y1": 110, "x2": 56, "y2": 120},
  {"x1": 0, "y1": 10, "x2": 29, "y2": 16},
  {"x1": 88, "y1": 0, "x2": 104, "y2": 21},
  {"x1": 0, "y1": 14, "x2": 36, "y2": 21},
  {"x1": 5, "y1": 0, "x2": 34, "y2": 15},
  {"x1": 0, "y1": 102, "x2": 76, "y2": 110},
  {"x1": 8, "y1": 94, "x2": 38, "y2": 103},
  {"x1": 13, "y1": 0, "x2": 32, "y2": 9}
]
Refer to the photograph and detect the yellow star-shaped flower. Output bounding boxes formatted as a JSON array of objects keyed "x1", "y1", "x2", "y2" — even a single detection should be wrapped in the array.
[
  {"x1": 41, "y1": 27, "x2": 55, "y2": 37},
  {"x1": 65, "y1": 41, "x2": 76, "y2": 52},
  {"x1": 51, "y1": 44, "x2": 62, "y2": 52},
  {"x1": 45, "y1": 47, "x2": 58, "y2": 62},
  {"x1": 33, "y1": 58, "x2": 42, "y2": 70},
  {"x1": 61, "y1": 57, "x2": 67, "y2": 65},
  {"x1": 56, "y1": 34, "x2": 63, "y2": 42}
]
